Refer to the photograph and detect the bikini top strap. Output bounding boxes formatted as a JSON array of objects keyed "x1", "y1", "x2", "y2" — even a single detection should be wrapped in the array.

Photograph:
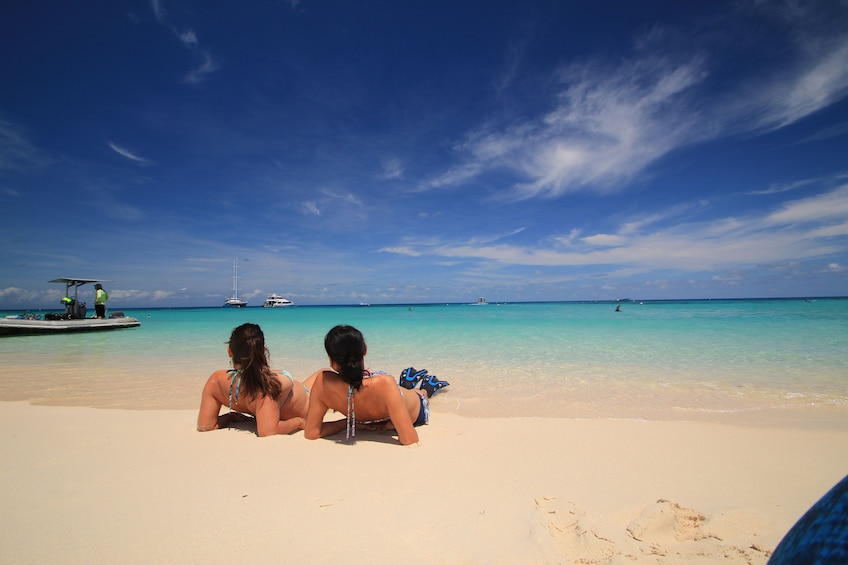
[
  {"x1": 227, "y1": 369, "x2": 242, "y2": 410},
  {"x1": 346, "y1": 384, "x2": 355, "y2": 442}
]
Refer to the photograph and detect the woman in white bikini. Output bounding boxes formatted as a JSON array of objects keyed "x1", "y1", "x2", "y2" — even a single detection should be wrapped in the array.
[
  {"x1": 304, "y1": 325, "x2": 449, "y2": 445},
  {"x1": 197, "y1": 323, "x2": 317, "y2": 436}
]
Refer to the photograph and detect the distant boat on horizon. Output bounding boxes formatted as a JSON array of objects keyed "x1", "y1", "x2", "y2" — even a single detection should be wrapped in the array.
[
  {"x1": 263, "y1": 293, "x2": 293, "y2": 307},
  {"x1": 473, "y1": 297, "x2": 488, "y2": 305},
  {"x1": 223, "y1": 258, "x2": 247, "y2": 308}
]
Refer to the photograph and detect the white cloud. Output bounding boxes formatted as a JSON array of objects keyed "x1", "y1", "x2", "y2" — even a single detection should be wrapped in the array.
[
  {"x1": 150, "y1": 0, "x2": 164, "y2": 22},
  {"x1": 302, "y1": 201, "x2": 321, "y2": 216},
  {"x1": 822, "y1": 262, "x2": 846, "y2": 272},
  {"x1": 179, "y1": 30, "x2": 198, "y2": 47},
  {"x1": 383, "y1": 183, "x2": 848, "y2": 272},
  {"x1": 108, "y1": 142, "x2": 153, "y2": 165},
  {"x1": 0, "y1": 114, "x2": 49, "y2": 171},
  {"x1": 150, "y1": 3, "x2": 219, "y2": 85},
  {"x1": 378, "y1": 246, "x2": 421, "y2": 257},
  {"x1": 183, "y1": 51, "x2": 219, "y2": 85},
  {"x1": 423, "y1": 162, "x2": 483, "y2": 190},
  {"x1": 322, "y1": 188, "x2": 362, "y2": 207},
  {"x1": 764, "y1": 184, "x2": 848, "y2": 225},
  {"x1": 427, "y1": 4, "x2": 848, "y2": 201},
  {"x1": 582, "y1": 234, "x2": 627, "y2": 247},
  {"x1": 379, "y1": 158, "x2": 404, "y2": 180}
]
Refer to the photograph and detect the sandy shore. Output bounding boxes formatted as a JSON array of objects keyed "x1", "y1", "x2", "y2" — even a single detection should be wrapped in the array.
[{"x1": 1, "y1": 402, "x2": 846, "y2": 564}]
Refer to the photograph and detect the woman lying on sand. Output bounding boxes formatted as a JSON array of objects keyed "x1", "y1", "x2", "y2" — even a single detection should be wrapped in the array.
[
  {"x1": 197, "y1": 323, "x2": 317, "y2": 436},
  {"x1": 304, "y1": 325, "x2": 449, "y2": 445}
]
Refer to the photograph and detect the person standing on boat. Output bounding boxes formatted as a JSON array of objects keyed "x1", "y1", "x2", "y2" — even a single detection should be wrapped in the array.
[{"x1": 94, "y1": 283, "x2": 109, "y2": 319}]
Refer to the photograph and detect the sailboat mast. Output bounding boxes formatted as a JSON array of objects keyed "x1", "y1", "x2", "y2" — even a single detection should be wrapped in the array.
[{"x1": 233, "y1": 258, "x2": 239, "y2": 299}]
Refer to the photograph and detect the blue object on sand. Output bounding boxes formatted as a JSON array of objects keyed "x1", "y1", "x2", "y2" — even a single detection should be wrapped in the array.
[
  {"x1": 420, "y1": 374, "x2": 449, "y2": 397},
  {"x1": 768, "y1": 474, "x2": 848, "y2": 564},
  {"x1": 399, "y1": 367, "x2": 428, "y2": 389}
]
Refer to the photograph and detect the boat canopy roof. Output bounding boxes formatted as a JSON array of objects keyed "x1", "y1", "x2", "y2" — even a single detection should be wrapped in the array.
[
  {"x1": 49, "y1": 278, "x2": 112, "y2": 285},
  {"x1": 49, "y1": 278, "x2": 114, "y2": 298}
]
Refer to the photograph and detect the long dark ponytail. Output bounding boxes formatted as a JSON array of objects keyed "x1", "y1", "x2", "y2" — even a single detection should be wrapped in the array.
[
  {"x1": 229, "y1": 323, "x2": 282, "y2": 401},
  {"x1": 324, "y1": 325, "x2": 366, "y2": 390}
]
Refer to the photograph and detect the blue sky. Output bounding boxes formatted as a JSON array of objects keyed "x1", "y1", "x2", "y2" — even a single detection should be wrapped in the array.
[{"x1": 2, "y1": 0, "x2": 847, "y2": 308}]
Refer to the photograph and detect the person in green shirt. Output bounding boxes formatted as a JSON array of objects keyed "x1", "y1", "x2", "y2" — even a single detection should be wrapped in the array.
[{"x1": 94, "y1": 283, "x2": 109, "y2": 318}]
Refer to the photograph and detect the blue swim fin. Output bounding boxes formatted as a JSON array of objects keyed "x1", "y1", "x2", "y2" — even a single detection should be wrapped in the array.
[
  {"x1": 420, "y1": 374, "x2": 449, "y2": 397},
  {"x1": 399, "y1": 367, "x2": 428, "y2": 389}
]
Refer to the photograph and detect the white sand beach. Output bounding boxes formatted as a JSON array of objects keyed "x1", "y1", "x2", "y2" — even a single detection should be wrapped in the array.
[{"x1": 2, "y1": 402, "x2": 847, "y2": 564}]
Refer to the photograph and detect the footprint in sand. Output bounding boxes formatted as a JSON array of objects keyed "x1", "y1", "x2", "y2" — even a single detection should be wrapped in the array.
[
  {"x1": 626, "y1": 498, "x2": 709, "y2": 545},
  {"x1": 533, "y1": 496, "x2": 618, "y2": 563},
  {"x1": 533, "y1": 497, "x2": 772, "y2": 564},
  {"x1": 626, "y1": 499, "x2": 772, "y2": 563}
]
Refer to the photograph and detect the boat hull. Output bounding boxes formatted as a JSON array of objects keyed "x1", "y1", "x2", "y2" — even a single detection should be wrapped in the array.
[{"x1": 0, "y1": 316, "x2": 141, "y2": 336}]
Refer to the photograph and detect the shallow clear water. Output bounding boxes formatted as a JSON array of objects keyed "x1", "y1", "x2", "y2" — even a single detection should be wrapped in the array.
[{"x1": 2, "y1": 299, "x2": 847, "y2": 426}]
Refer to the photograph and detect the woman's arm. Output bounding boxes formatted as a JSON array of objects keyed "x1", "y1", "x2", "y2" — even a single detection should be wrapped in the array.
[
  {"x1": 254, "y1": 396, "x2": 304, "y2": 437},
  {"x1": 197, "y1": 375, "x2": 224, "y2": 431},
  {"x1": 384, "y1": 381, "x2": 419, "y2": 445},
  {"x1": 304, "y1": 373, "x2": 347, "y2": 439}
]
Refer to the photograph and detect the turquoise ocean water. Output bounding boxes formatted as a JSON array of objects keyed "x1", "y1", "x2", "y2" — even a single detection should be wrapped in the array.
[{"x1": 2, "y1": 299, "x2": 847, "y2": 427}]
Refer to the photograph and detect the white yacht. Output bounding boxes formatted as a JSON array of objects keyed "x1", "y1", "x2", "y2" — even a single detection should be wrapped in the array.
[
  {"x1": 223, "y1": 258, "x2": 247, "y2": 308},
  {"x1": 263, "y1": 293, "x2": 293, "y2": 307}
]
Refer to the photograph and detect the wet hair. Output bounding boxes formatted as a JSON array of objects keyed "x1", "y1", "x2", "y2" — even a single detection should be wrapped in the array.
[
  {"x1": 324, "y1": 325, "x2": 366, "y2": 390},
  {"x1": 228, "y1": 323, "x2": 282, "y2": 401}
]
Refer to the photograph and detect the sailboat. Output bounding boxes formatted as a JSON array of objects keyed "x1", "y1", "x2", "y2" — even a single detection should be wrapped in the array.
[{"x1": 223, "y1": 258, "x2": 248, "y2": 307}]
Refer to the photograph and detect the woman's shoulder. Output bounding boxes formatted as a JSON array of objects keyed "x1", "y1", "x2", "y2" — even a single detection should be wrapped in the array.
[
  {"x1": 202, "y1": 369, "x2": 234, "y2": 398},
  {"x1": 364, "y1": 372, "x2": 398, "y2": 392},
  {"x1": 208, "y1": 368, "x2": 236, "y2": 381},
  {"x1": 313, "y1": 369, "x2": 343, "y2": 390}
]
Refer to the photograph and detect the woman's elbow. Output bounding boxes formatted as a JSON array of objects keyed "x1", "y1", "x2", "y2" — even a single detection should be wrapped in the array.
[
  {"x1": 196, "y1": 420, "x2": 218, "y2": 432},
  {"x1": 399, "y1": 431, "x2": 419, "y2": 445}
]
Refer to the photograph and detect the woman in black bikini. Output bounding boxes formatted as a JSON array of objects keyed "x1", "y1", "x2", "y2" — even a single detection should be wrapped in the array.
[
  {"x1": 197, "y1": 323, "x2": 317, "y2": 436},
  {"x1": 304, "y1": 325, "x2": 449, "y2": 445}
]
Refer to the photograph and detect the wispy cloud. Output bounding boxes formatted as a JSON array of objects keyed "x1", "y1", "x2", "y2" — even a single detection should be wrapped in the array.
[
  {"x1": 302, "y1": 201, "x2": 321, "y2": 216},
  {"x1": 179, "y1": 30, "x2": 198, "y2": 47},
  {"x1": 150, "y1": 0, "x2": 164, "y2": 23},
  {"x1": 384, "y1": 182, "x2": 848, "y2": 272},
  {"x1": 799, "y1": 121, "x2": 848, "y2": 144},
  {"x1": 379, "y1": 158, "x2": 404, "y2": 180},
  {"x1": 427, "y1": 3, "x2": 848, "y2": 201},
  {"x1": 85, "y1": 184, "x2": 146, "y2": 221},
  {"x1": 747, "y1": 173, "x2": 848, "y2": 196},
  {"x1": 108, "y1": 142, "x2": 153, "y2": 165},
  {"x1": 183, "y1": 50, "x2": 219, "y2": 85},
  {"x1": 426, "y1": 50, "x2": 708, "y2": 198},
  {"x1": 150, "y1": 1, "x2": 219, "y2": 84},
  {"x1": 0, "y1": 114, "x2": 49, "y2": 171}
]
